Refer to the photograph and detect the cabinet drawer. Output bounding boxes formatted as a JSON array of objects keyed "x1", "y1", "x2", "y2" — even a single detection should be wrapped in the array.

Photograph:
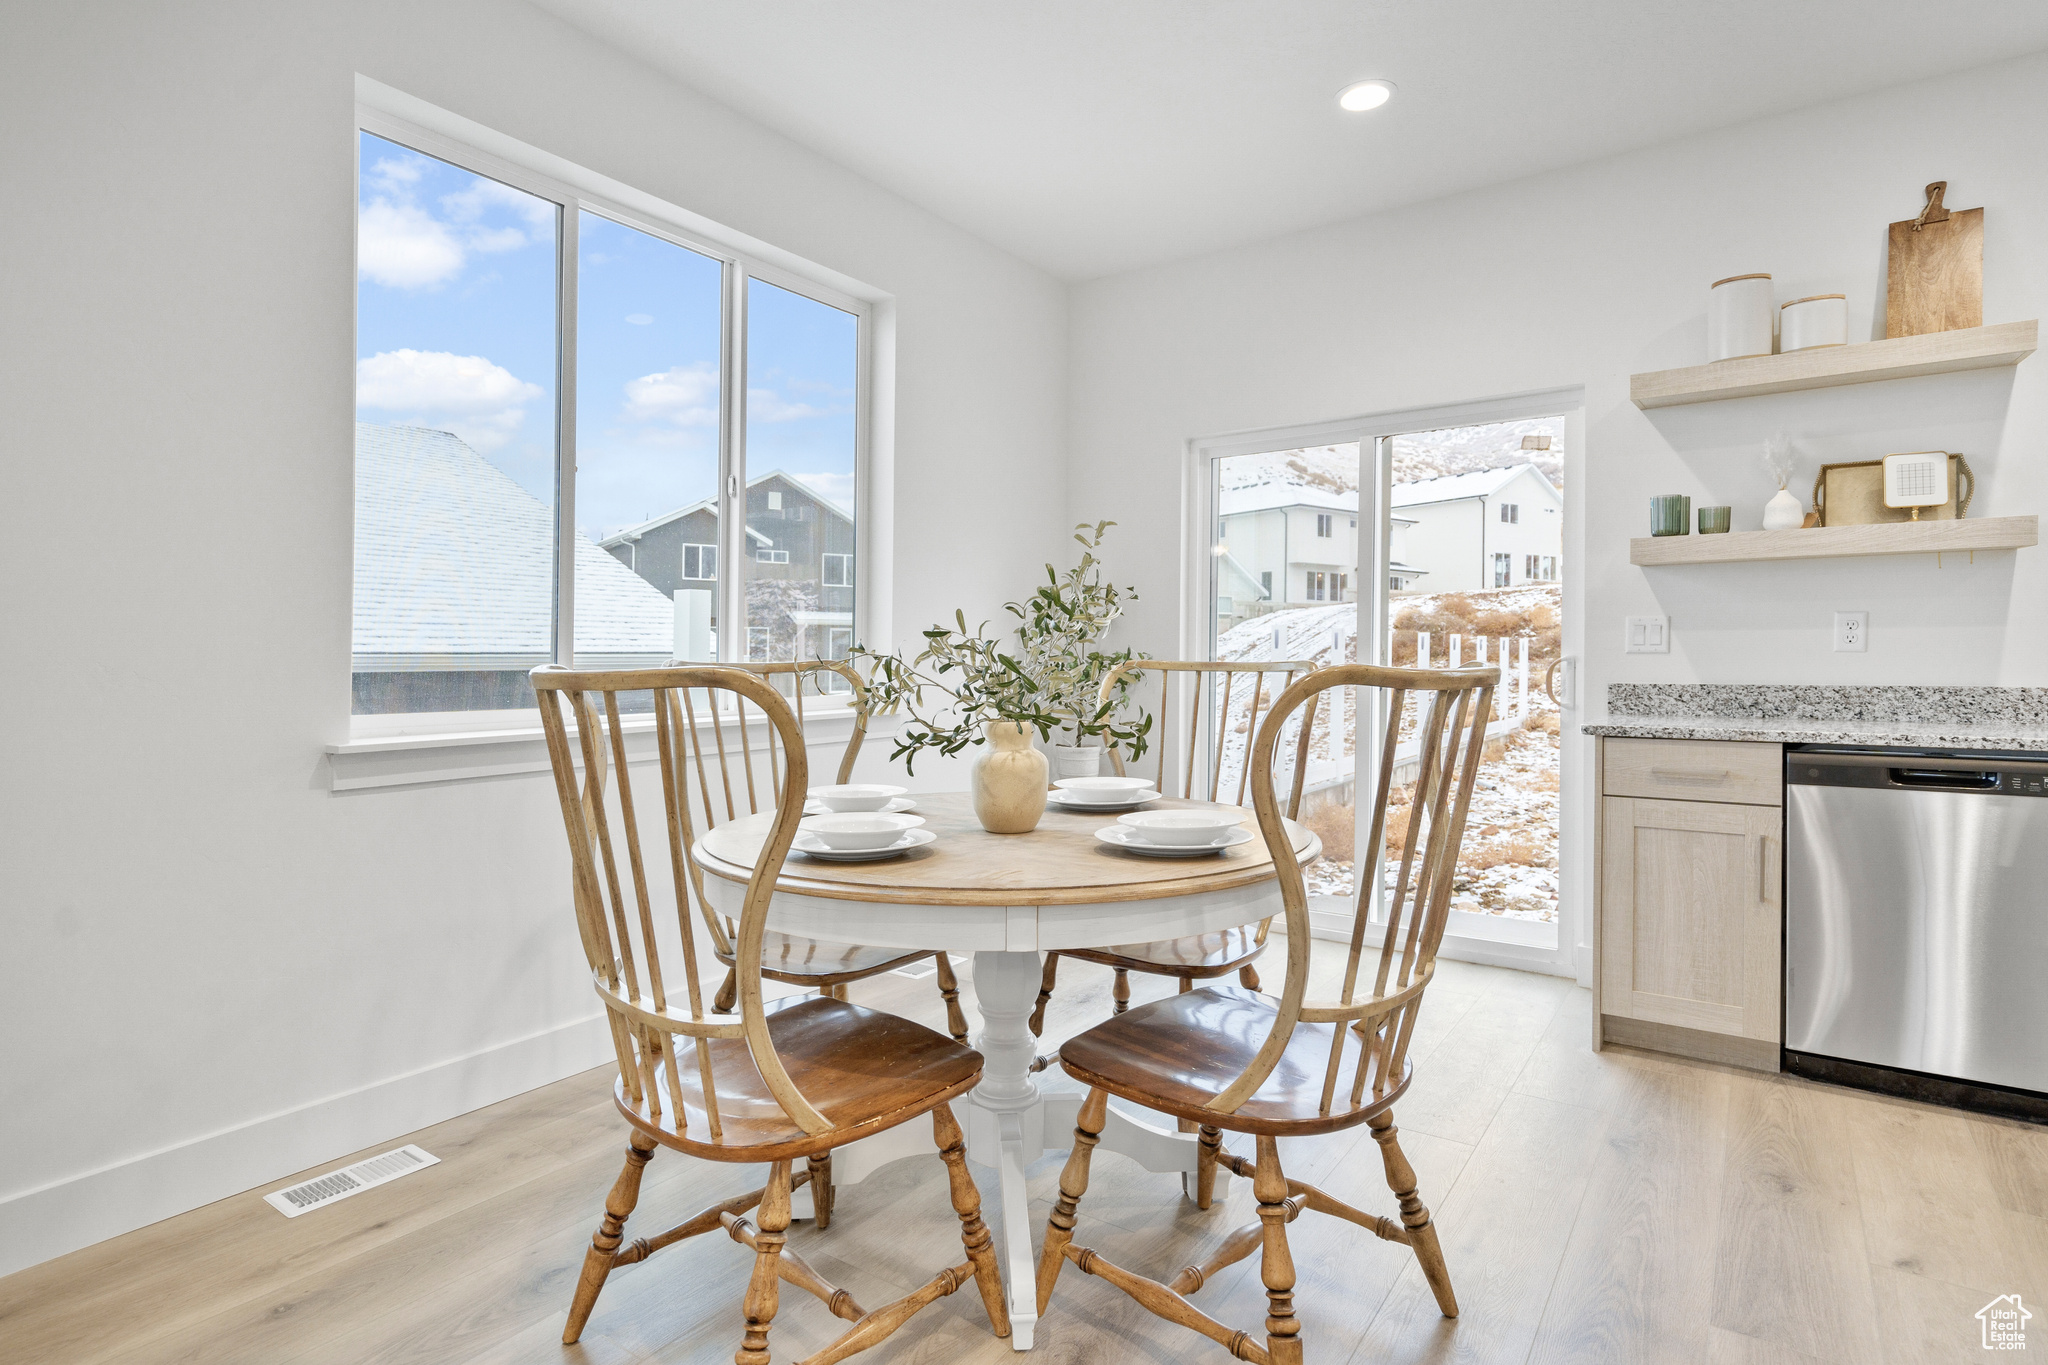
[{"x1": 1602, "y1": 738, "x2": 1781, "y2": 806}]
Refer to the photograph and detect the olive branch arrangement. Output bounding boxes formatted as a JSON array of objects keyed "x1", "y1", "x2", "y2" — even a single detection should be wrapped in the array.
[{"x1": 851, "y1": 522, "x2": 1152, "y2": 774}]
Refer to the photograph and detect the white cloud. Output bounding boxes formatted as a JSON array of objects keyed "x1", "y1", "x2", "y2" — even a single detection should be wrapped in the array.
[
  {"x1": 626, "y1": 363, "x2": 719, "y2": 429},
  {"x1": 747, "y1": 387, "x2": 833, "y2": 423},
  {"x1": 357, "y1": 201, "x2": 465, "y2": 288},
  {"x1": 367, "y1": 155, "x2": 425, "y2": 195},
  {"x1": 356, "y1": 349, "x2": 543, "y2": 452},
  {"x1": 789, "y1": 471, "x2": 855, "y2": 511},
  {"x1": 625, "y1": 313, "x2": 653, "y2": 325},
  {"x1": 441, "y1": 178, "x2": 554, "y2": 231},
  {"x1": 466, "y1": 226, "x2": 529, "y2": 254}
]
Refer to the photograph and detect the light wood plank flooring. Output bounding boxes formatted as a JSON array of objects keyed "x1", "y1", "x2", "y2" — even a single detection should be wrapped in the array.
[{"x1": 5, "y1": 947, "x2": 2044, "y2": 1364}]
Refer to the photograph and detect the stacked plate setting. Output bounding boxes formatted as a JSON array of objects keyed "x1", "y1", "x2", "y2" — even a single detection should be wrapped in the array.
[
  {"x1": 1095, "y1": 808, "x2": 1253, "y2": 858},
  {"x1": 805, "y1": 783, "x2": 917, "y2": 816},
  {"x1": 794, "y1": 812, "x2": 933, "y2": 862},
  {"x1": 1046, "y1": 776, "x2": 1160, "y2": 813}
]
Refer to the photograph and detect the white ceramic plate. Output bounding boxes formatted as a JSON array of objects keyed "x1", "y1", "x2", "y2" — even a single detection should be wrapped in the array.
[
  {"x1": 793, "y1": 828, "x2": 938, "y2": 862},
  {"x1": 1116, "y1": 809, "x2": 1246, "y2": 845},
  {"x1": 806, "y1": 797, "x2": 917, "y2": 815},
  {"x1": 1094, "y1": 825, "x2": 1256, "y2": 858},
  {"x1": 806, "y1": 783, "x2": 908, "y2": 812},
  {"x1": 1046, "y1": 791, "x2": 1161, "y2": 814}
]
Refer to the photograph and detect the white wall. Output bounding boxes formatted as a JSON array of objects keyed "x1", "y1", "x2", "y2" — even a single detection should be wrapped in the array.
[
  {"x1": 0, "y1": 0, "x2": 1068, "y2": 1275},
  {"x1": 1068, "y1": 50, "x2": 2048, "y2": 976}
]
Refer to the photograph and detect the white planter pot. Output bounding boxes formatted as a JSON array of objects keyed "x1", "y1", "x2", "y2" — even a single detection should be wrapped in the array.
[
  {"x1": 1048, "y1": 744, "x2": 1104, "y2": 781},
  {"x1": 1761, "y1": 488, "x2": 1805, "y2": 531}
]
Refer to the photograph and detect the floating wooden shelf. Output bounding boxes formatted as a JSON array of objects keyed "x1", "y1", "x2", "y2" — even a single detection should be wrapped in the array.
[
  {"x1": 1630, "y1": 320, "x2": 2036, "y2": 409},
  {"x1": 1630, "y1": 515, "x2": 2037, "y2": 566}
]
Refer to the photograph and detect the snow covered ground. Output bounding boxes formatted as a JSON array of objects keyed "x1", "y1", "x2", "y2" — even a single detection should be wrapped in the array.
[{"x1": 1210, "y1": 585, "x2": 1562, "y2": 921}]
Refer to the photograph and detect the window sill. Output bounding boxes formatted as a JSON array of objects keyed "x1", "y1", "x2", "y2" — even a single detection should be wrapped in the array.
[{"x1": 325, "y1": 703, "x2": 870, "y2": 792}]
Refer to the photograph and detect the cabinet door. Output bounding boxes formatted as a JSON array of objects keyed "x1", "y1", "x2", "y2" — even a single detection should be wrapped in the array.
[{"x1": 1601, "y1": 796, "x2": 1781, "y2": 1042}]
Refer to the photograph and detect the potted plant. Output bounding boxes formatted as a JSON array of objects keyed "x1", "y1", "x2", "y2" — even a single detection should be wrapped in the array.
[
  {"x1": 852, "y1": 522, "x2": 1150, "y2": 833},
  {"x1": 1006, "y1": 521, "x2": 1149, "y2": 780}
]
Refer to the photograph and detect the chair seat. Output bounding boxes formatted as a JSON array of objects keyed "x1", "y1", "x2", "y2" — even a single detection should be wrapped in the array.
[
  {"x1": 717, "y1": 931, "x2": 931, "y2": 984},
  {"x1": 620, "y1": 996, "x2": 981, "y2": 1160},
  {"x1": 1056, "y1": 925, "x2": 1265, "y2": 977},
  {"x1": 1057, "y1": 985, "x2": 1410, "y2": 1137}
]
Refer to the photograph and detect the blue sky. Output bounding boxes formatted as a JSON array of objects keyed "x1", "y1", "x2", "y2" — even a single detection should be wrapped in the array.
[{"x1": 355, "y1": 131, "x2": 858, "y2": 545}]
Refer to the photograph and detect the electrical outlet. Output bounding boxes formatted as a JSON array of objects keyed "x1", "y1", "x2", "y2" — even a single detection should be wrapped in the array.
[
  {"x1": 1624, "y1": 615, "x2": 1670, "y2": 654},
  {"x1": 1834, "y1": 610, "x2": 1868, "y2": 653}
]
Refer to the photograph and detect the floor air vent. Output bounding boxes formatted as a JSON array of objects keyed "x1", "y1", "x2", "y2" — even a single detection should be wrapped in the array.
[{"x1": 263, "y1": 1144, "x2": 440, "y2": 1218}]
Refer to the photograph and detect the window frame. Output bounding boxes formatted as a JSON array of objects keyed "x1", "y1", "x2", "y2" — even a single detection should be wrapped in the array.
[
  {"x1": 353, "y1": 103, "x2": 873, "y2": 733},
  {"x1": 822, "y1": 552, "x2": 853, "y2": 588},
  {"x1": 680, "y1": 543, "x2": 718, "y2": 581}
]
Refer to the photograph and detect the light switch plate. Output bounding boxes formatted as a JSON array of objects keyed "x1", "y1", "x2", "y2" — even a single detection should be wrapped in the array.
[
  {"x1": 1624, "y1": 615, "x2": 1670, "y2": 654},
  {"x1": 1834, "y1": 610, "x2": 1868, "y2": 652}
]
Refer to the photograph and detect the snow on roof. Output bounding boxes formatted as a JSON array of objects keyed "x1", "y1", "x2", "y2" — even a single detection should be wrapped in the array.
[
  {"x1": 1391, "y1": 463, "x2": 1558, "y2": 508},
  {"x1": 353, "y1": 423, "x2": 673, "y2": 666},
  {"x1": 1218, "y1": 482, "x2": 1358, "y2": 516},
  {"x1": 598, "y1": 469, "x2": 851, "y2": 547}
]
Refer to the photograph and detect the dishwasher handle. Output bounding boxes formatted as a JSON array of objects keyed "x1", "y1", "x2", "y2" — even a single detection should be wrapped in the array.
[{"x1": 1890, "y1": 767, "x2": 1999, "y2": 791}]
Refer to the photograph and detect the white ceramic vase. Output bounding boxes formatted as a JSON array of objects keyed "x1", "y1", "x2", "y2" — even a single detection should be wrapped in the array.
[
  {"x1": 971, "y1": 721, "x2": 1048, "y2": 834},
  {"x1": 1048, "y1": 743, "x2": 1103, "y2": 781},
  {"x1": 1761, "y1": 488, "x2": 1805, "y2": 531}
]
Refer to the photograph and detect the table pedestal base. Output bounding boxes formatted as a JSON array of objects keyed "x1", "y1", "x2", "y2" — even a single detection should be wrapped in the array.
[{"x1": 793, "y1": 950, "x2": 1228, "y2": 1351}]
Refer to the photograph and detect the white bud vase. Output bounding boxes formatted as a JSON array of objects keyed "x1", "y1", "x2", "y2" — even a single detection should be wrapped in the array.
[
  {"x1": 971, "y1": 721, "x2": 1048, "y2": 834},
  {"x1": 1761, "y1": 488, "x2": 1804, "y2": 531}
]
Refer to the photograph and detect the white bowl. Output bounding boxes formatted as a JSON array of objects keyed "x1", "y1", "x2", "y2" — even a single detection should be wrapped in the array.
[
  {"x1": 1052, "y1": 776, "x2": 1157, "y2": 804},
  {"x1": 808, "y1": 783, "x2": 908, "y2": 813},
  {"x1": 1116, "y1": 809, "x2": 1244, "y2": 846},
  {"x1": 798, "y1": 812, "x2": 925, "y2": 851}
]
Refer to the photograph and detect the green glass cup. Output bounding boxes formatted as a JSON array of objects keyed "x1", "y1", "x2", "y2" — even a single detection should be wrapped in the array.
[
  {"x1": 1650, "y1": 494, "x2": 1691, "y2": 536},
  {"x1": 1698, "y1": 505, "x2": 1732, "y2": 534}
]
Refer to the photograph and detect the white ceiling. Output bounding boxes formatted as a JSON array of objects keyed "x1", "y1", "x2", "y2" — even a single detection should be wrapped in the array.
[{"x1": 533, "y1": 0, "x2": 2048, "y2": 281}]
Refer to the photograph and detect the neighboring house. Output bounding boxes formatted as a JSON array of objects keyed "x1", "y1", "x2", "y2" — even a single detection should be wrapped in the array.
[
  {"x1": 1391, "y1": 463, "x2": 1562, "y2": 592},
  {"x1": 1387, "y1": 512, "x2": 1428, "y2": 592},
  {"x1": 599, "y1": 469, "x2": 855, "y2": 663},
  {"x1": 1215, "y1": 482, "x2": 1359, "y2": 612},
  {"x1": 352, "y1": 423, "x2": 673, "y2": 713}
]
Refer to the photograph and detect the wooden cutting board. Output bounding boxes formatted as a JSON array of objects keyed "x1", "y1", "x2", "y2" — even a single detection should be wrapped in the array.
[{"x1": 1887, "y1": 181, "x2": 1983, "y2": 337}]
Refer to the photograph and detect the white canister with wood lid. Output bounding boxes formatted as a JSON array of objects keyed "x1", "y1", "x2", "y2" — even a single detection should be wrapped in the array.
[
  {"x1": 1707, "y1": 273, "x2": 1775, "y2": 361},
  {"x1": 1781, "y1": 293, "x2": 1848, "y2": 352}
]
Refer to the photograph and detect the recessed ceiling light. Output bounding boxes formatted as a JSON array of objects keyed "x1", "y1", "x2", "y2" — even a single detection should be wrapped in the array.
[{"x1": 1338, "y1": 80, "x2": 1395, "y2": 113}]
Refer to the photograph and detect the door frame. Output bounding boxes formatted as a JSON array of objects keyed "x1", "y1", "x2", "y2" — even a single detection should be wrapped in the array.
[{"x1": 1184, "y1": 386, "x2": 1588, "y2": 980}]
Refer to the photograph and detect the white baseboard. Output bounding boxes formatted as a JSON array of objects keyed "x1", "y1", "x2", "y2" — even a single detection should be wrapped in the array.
[{"x1": 0, "y1": 1013, "x2": 613, "y2": 1279}]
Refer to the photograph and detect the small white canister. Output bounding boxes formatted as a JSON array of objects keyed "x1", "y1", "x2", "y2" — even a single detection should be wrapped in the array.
[
  {"x1": 1781, "y1": 293, "x2": 1848, "y2": 352},
  {"x1": 1707, "y1": 273, "x2": 1775, "y2": 361}
]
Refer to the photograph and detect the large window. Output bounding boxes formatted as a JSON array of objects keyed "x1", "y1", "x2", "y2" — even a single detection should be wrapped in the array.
[{"x1": 353, "y1": 120, "x2": 866, "y2": 717}]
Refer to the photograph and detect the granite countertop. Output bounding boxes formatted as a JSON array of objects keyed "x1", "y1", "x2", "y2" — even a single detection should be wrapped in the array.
[{"x1": 1580, "y1": 684, "x2": 2048, "y2": 752}]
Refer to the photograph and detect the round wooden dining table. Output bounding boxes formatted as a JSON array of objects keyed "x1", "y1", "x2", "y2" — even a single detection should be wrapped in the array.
[{"x1": 693, "y1": 790, "x2": 1319, "y2": 1350}]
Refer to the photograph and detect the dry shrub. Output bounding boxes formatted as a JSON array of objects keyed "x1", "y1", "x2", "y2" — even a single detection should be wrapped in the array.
[
  {"x1": 1525, "y1": 709, "x2": 1561, "y2": 735},
  {"x1": 1303, "y1": 802, "x2": 1356, "y2": 862},
  {"x1": 1471, "y1": 608, "x2": 1524, "y2": 637},
  {"x1": 1462, "y1": 835, "x2": 1546, "y2": 871}
]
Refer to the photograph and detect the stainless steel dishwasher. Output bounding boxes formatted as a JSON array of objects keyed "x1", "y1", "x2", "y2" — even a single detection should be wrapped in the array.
[{"x1": 1785, "y1": 746, "x2": 2048, "y2": 1119}]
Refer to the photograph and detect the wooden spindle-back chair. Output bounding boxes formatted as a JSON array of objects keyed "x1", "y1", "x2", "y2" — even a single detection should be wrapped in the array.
[
  {"x1": 532, "y1": 665, "x2": 1009, "y2": 1358},
  {"x1": 1036, "y1": 663, "x2": 1499, "y2": 1365},
  {"x1": 1029, "y1": 658, "x2": 1319, "y2": 1037},
  {"x1": 702, "y1": 659, "x2": 966, "y2": 1042}
]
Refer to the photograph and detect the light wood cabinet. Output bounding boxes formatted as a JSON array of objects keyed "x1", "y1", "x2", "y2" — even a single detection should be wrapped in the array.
[{"x1": 1594, "y1": 738, "x2": 1783, "y2": 1071}]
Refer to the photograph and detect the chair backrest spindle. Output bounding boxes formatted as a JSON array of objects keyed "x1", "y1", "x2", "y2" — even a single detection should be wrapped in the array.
[
  {"x1": 1207, "y1": 663, "x2": 1497, "y2": 1120},
  {"x1": 1097, "y1": 659, "x2": 1320, "y2": 817},
  {"x1": 534, "y1": 665, "x2": 832, "y2": 1144}
]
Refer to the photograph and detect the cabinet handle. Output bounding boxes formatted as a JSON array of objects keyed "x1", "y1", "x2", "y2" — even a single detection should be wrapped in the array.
[
  {"x1": 1757, "y1": 835, "x2": 1773, "y2": 903},
  {"x1": 1651, "y1": 767, "x2": 1731, "y2": 784}
]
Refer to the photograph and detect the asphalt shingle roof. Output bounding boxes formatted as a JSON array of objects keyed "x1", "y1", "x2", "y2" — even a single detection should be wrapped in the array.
[{"x1": 352, "y1": 423, "x2": 673, "y2": 666}]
